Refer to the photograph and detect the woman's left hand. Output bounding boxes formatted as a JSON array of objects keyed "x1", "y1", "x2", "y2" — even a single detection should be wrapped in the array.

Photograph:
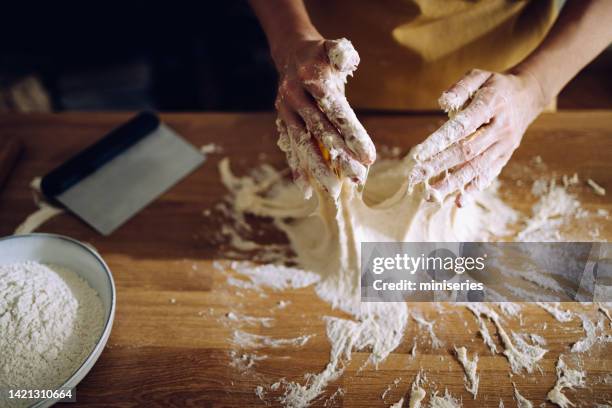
[{"x1": 408, "y1": 68, "x2": 546, "y2": 207}]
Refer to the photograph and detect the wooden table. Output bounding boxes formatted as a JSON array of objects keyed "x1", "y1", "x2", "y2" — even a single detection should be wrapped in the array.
[{"x1": 0, "y1": 112, "x2": 610, "y2": 407}]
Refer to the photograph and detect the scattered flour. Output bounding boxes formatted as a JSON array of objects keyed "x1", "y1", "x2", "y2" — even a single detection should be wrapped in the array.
[
  {"x1": 453, "y1": 346, "x2": 479, "y2": 398},
  {"x1": 225, "y1": 312, "x2": 274, "y2": 328},
  {"x1": 412, "y1": 313, "x2": 444, "y2": 348},
  {"x1": 466, "y1": 304, "x2": 547, "y2": 374},
  {"x1": 230, "y1": 261, "x2": 320, "y2": 291},
  {"x1": 497, "y1": 302, "x2": 522, "y2": 317},
  {"x1": 518, "y1": 177, "x2": 580, "y2": 241},
  {"x1": 571, "y1": 314, "x2": 612, "y2": 353},
  {"x1": 324, "y1": 387, "x2": 345, "y2": 407},
  {"x1": 276, "y1": 300, "x2": 292, "y2": 310},
  {"x1": 410, "y1": 343, "x2": 418, "y2": 359},
  {"x1": 232, "y1": 331, "x2": 312, "y2": 349},
  {"x1": 277, "y1": 311, "x2": 408, "y2": 407},
  {"x1": 512, "y1": 383, "x2": 533, "y2": 408},
  {"x1": 381, "y1": 377, "x2": 402, "y2": 401},
  {"x1": 473, "y1": 311, "x2": 499, "y2": 354},
  {"x1": 587, "y1": 179, "x2": 606, "y2": 196},
  {"x1": 255, "y1": 385, "x2": 266, "y2": 400},
  {"x1": 546, "y1": 356, "x2": 586, "y2": 408},
  {"x1": 407, "y1": 371, "x2": 427, "y2": 408},
  {"x1": 230, "y1": 350, "x2": 268, "y2": 371},
  {"x1": 536, "y1": 302, "x2": 573, "y2": 323},
  {"x1": 514, "y1": 332, "x2": 547, "y2": 347},
  {"x1": 0, "y1": 261, "x2": 104, "y2": 407},
  {"x1": 428, "y1": 389, "x2": 461, "y2": 408}
]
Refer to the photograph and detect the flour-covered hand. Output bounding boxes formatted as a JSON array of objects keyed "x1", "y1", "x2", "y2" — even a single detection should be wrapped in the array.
[
  {"x1": 408, "y1": 69, "x2": 546, "y2": 207},
  {"x1": 274, "y1": 38, "x2": 375, "y2": 198}
]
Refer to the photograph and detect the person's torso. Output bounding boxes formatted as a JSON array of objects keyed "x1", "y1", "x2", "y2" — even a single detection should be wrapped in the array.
[{"x1": 306, "y1": 0, "x2": 564, "y2": 111}]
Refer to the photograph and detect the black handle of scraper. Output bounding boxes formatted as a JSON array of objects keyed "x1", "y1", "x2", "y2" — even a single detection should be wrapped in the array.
[{"x1": 41, "y1": 111, "x2": 160, "y2": 200}]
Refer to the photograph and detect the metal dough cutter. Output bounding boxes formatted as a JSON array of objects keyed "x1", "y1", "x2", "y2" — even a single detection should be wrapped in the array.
[{"x1": 41, "y1": 112, "x2": 204, "y2": 235}]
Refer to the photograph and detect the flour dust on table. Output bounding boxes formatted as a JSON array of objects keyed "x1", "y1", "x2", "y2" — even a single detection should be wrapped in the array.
[{"x1": 209, "y1": 146, "x2": 611, "y2": 407}]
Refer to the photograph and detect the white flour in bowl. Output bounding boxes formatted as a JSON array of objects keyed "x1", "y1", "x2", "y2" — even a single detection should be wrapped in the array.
[{"x1": 0, "y1": 261, "x2": 104, "y2": 407}]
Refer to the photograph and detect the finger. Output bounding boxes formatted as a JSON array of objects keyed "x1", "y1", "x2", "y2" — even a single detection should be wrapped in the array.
[
  {"x1": 297, "y1": 104, "x2": 368, "y2": 184},
  {"x1": 288, "y1": 89, "x2": 368, "y2": 185},
  {"x1": 275, "y1": 117, "x2": 303, "y2": 179},
  {"x1": 313, "y1": 88, "x2": 376, "y2": 165},
  {"x1": 338, "y1": 154, "x2": 367, "y2": 185},
  {"x1": 294, "y1": 100, "x2": 346, "y2": 162},
  {"x1": 275, "y1": 113, "x2": 313, "y2": 198},
  {"x1": 294, "y1": 134, "x2": 342, "y2": 197},
  {"x1": 408, "y1": 123, "x2": 499, "y2": 187},
  {"x1": 439, "y1": 69, "x2": 492, "y2": 112},
  {"x1": 298, "y1": 38, "x2": 376, "y2": 166},
  {"x1": 325, "y1": 38, "x2": 360, "y2": 75},
  {"x1": 279, "y1": 105, "x2": 341, "y2": 197},
  {"x1": 428, "y1": 140, "x2": 507, "y2": 201},
  {"x1": 277, "y1": 105, "x2": 313, "y2": 198},
  {"x1": 456, "y1": 150, "x2": 512, "y2": 207},
  {"x1": 412, "y1": 87, "x2": 496, "y2": 162},
  {"x1": 283, "y1": 82, "x2": 344, "y2": 160},
  {"x1": 301, "y1": 70, "x2": 375, "y2": 165}
]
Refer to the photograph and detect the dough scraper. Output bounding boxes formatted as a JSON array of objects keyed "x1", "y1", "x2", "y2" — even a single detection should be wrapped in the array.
[{"x1": 41, "y1": 112, "x2": 205, "y2": 235}]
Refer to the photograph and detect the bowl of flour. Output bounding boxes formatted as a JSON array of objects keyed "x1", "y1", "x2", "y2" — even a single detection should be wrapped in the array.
[{"x1": 0, "y1": 233, "x2": 115, "y2": 408}]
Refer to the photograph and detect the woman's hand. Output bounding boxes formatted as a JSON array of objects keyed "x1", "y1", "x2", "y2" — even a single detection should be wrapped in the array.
[
  {"x1": 408, "y1": 69, "x2": 546, "y2": 206},
  {"x1": 273, "y1": 37, "x2": 376, "y2": 198}
]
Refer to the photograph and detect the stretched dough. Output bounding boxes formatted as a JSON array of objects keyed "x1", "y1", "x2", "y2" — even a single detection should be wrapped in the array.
[{"x1": 220, "y1": 152, "x2": 515, "y2": 314}]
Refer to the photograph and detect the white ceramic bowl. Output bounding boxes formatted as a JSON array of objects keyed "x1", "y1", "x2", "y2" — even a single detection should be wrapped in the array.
[{"x1": 0, "y1": 233, "x2": 116, "y2": 408}]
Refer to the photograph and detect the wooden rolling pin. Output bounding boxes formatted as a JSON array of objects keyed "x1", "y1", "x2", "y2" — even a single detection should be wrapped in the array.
[{"x1": 0, "y1": 136, "x2": 23, "y2": 194}]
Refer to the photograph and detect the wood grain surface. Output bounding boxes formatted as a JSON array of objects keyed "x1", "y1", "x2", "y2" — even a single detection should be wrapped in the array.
[{"x1": 0, "y1": 112, "x2": 610, "y2": 407}]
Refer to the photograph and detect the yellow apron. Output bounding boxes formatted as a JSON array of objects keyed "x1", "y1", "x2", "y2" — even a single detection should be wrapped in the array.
[{"x1": 306, "y1": 0, "x2": 564, "y2": 111}]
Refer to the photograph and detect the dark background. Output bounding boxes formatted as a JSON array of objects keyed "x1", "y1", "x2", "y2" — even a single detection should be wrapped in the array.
[{"x1": 0, "y1": 1, "x2": 610, "y2": 113}]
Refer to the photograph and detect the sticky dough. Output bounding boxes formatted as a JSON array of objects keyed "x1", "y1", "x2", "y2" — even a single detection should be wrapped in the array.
[
  {"x1": 221, "y1": 155, "x2": 514, "y2": 314},
  {"x1": 220, "y1": 40, "x2": 515, "y2": 314}
]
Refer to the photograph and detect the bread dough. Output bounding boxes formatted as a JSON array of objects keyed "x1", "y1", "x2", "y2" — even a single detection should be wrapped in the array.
[{"x1": 221, "y1": 152, "x2": 515, "y2": 314}]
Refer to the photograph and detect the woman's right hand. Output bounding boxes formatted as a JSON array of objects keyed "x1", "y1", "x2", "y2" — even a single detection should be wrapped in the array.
[{"x1": 273, "y1": 37, "x2": 376, "y2": 198}]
